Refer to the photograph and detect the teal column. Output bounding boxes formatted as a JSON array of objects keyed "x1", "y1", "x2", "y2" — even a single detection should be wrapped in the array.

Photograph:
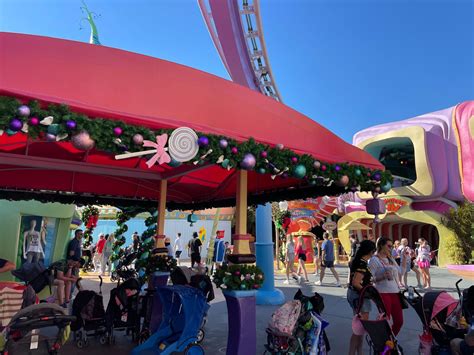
[{"x1": 255, "y1": 203, "x2": 285, "y2": 305}]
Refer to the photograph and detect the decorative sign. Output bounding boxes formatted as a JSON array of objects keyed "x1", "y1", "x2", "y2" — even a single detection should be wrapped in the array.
[
  {"x1": 322, "y1": 221, "x2": 337, "y2": 231},
  {"x1": 383, "y1": 198, "x2": 409, "y2": 213}
]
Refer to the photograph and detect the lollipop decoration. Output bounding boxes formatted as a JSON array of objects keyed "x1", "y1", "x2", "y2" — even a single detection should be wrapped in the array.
[{"x1": 167, "y1": 127, "x2": 199, "y2": 162}]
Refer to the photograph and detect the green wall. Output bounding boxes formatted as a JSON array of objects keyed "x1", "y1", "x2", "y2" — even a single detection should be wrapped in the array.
[{"x1": 0, "y1": 199, "x2": 75, "y2": 281}]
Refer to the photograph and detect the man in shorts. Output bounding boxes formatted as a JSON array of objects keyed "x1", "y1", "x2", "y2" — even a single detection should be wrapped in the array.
[{"x1": 315, "y1": 232, "x2": 341, "y2": 287}]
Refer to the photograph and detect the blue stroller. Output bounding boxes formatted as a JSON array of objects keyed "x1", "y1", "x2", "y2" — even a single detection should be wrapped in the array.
[{"x1": 132, "y1": 285, "x2": 208, "y2": 355}]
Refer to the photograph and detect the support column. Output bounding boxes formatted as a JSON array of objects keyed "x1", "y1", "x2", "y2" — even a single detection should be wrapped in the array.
[
  {"x1": 155, "y1": 179, "x2": 167, "y2": 254},
  {"x1": 255, "y1": 203, "x2": 285, "y2": 305},
  {"x1": 228, "y1": 170, "x2": 255, "y2": 264}
]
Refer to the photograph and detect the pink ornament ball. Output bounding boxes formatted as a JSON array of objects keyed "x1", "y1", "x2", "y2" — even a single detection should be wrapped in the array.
[
  {"x1": 291, "y1": 156, "x2": 298, "y2": 164},
  {"x1": 18, "y1": 105, "x2": 30, "y2": 117},
  {"x1": 71, "y1": 131, "x2": 95, "y2": 151},
  {"x1": 321, "y1": 165, "x2": 327, "y2": 171},
  {"x1": 132, "y1": 133, "x2": 144, "y2": 145},
  {"x1": 313, "y1": 161, "x2": 321, "y2": 169},
  {"x1": 338, "y1": 175, "x2": 350, "y2": 186},
  {"x1": 113, "y1": 127, "x2": 123, "y2": 136},
  {"x1": 29, "y1": 117, "x2": 40, "y2": 126},
  {"x1": 234, "y1": 270, "x2": 241, "y2": 276},
  {"x1": 253, "y1": 284, "x2": 259, "y2": 289},
  {"x1": 260, "y1": 151, "x2": 267, "y2": 158},
  {"x1": 276, "y1": 143, "x2": 284, "y2": 150},
  {"x1": 231, "y1": 147, "x2": 238, "y2": 154}
]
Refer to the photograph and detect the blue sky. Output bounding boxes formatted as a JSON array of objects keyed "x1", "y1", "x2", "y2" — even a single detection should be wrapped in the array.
[{"x1": 0, "y1": 0, "x2": 472, "y2": 142}]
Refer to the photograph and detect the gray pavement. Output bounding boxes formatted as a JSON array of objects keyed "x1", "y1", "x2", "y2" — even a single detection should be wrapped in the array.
[{"x1": 57, "y1": 266, "x2": 470, "y2": 354}]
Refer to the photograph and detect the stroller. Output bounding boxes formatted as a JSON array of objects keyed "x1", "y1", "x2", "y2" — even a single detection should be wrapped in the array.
[
  {"x1": 405, "y1": 279, "x2": 474, "y2": 354},
  {"x1": 11, "y1": 262, "x2": 54, "y2": 295},
  {"x1": 170, "y1": 266, "x2": 214, "y2": 343},
  {"x1": 1, "y1": 303, "x2": 75, "y2": 355},
  {"x1": 110, "y1": 252, "x2": 138, "y2": 284},
  {"x1": 355, "y1": 286, "x2": 403, "y2": 354},
  {"x1": 264, "y1": 289, "x2": 330, "y2": 354},
  {"x1": 132, "y1": 285, "x2": 206, "y2": 355},
  {"x1": 71, "y1": 278, "x2": 141, "y2": 348}
]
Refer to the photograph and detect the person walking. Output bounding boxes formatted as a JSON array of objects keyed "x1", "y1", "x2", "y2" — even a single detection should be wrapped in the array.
[
  {"x1": 188, "y1": 232, "x2": 202, "y2": 268},
  {"x1": 101, "y1": 233, "x2": 114, "y2": 276},
  {"x1": 174, "y1": 233, "x2": 183, "y2": 266},
  {"x1": 132, "y1": 232, "x2": 140, "y2": 252},
  {"x1": 295, "y1": 236, "x2": 309, "y2": 283},
  {"x1": 313, "y1": 235, "x2": 321, "y2": 277},
  {"x1": 316, "y1": 233, "x2": 341, "y2": 287},
  {"x1": 416, "y1": 238, "x2": 431, "y2": 289},
  {"x1": 93, "y1": 233, "x2": 106, "y2": 272},
  {"x1": 369, "y1": 237, "x2": 404, "y2": 336},
  {"x1": 283, "y1": 236, "x2": 300, "y2": 284},
  {"x1": 347, "y1": 240, "x2": 376, "y2": 355}
]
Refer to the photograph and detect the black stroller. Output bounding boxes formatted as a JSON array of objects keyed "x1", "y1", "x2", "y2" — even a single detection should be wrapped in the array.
[
  {"x1": 355, "y1": 286, "x2": 403, "y2": 354},
  {"x1": 71, "y1": 278, "x2": 141, "y2": 347},
  {"x1": 110, "y1": 252, "x2": 138, "y2": 284},
  {"x1": 405, "y1": 279, "x2": 474, "y2": 353},
  {"x1": 1, "y1": 303, "x2": 76, "y2": 355}
]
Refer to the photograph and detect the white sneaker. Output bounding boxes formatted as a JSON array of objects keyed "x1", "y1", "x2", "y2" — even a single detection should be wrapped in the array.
[
  {"x1": 314, "y1": 280, "x2": 322, "y2": 286},
  {"x1": 283, "y1": 280, "x2": 290, "y2": 284},
  {"x1": 298, "y1": 276, "x2": 302, "y2": 283},
  {"x1": 336, "y1": 281, "x2": 341, "y2": 287}
]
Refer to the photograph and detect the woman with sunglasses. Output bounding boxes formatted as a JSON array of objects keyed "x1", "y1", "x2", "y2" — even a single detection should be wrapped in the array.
[{"x1": 368, "y1": 237, "x2": 404, "y2": 336}]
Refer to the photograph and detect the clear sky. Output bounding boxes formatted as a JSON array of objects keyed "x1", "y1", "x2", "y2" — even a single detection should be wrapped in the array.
[{"x1": 0, "y1": 0, "x2": 472, "y2": 142}]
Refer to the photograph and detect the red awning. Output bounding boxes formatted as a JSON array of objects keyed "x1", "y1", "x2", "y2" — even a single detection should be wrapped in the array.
[{"x1": 0, "y1": 33, "x2": 383, "y2": 209}]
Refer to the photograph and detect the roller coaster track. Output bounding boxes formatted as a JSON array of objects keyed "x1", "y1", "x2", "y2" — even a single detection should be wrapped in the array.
[{"x1": 198, "y1": 0, "x2": 283, "y2": 102}]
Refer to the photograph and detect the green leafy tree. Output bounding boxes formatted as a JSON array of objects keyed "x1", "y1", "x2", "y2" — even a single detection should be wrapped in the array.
[{"x1": 442, "y1": 201, "x2": 474, "y2": 264}]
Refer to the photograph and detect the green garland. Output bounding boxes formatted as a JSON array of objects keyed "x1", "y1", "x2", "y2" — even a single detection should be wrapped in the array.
[
  {"x1": 110, "y1": 210, "x2": 131, "y2": 262},
  {"x1": 80, "y1": 205, "x2": 99, "y2": 249},
  {"x1": 0, "y1": 96, "x2": 393, "y2": 192},
  {"x1": 213, "y1": 264, "x2": 264, "y2": 291}
]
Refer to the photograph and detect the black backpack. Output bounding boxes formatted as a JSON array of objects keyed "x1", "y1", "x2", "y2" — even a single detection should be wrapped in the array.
[{"x1": 12, "y1": 262, "x2": 54, "y2": 293}]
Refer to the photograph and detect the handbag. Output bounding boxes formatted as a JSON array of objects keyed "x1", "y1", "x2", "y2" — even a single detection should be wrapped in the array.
[{"x1": 399, "y1": 292, "x2": 409, "y2": 309}]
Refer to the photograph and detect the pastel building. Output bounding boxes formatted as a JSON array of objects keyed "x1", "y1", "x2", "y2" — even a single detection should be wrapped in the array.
[{"x1": 337, "y1": 101, "x2": 474, "y2": 266}]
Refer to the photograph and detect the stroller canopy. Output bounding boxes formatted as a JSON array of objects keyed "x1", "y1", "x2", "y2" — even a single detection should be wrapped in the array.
[
  {"x1": 157, "y1": 285, "x2": 208, "y2": 343},
  {"x1": 424, "y1": 291, "x2": 458, "y2": 321}
]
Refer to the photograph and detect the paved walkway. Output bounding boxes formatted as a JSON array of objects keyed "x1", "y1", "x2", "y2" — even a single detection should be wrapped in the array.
[{"x1": 58, "y1": 266, "x2": 469, "y2": 354}]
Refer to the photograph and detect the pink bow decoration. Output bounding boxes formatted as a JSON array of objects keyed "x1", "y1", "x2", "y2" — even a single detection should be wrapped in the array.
[{"x1": 143, "y1": 134, "x2": 171, "y2": 168}]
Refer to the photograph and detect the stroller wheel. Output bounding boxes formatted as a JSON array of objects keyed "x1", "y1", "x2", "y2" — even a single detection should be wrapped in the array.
[
  {"x1": 99, "y1": 335, "x2": 108, "y2": 345},
  {"x1": 184, "y1": 344, "x2": 204, "y2": 355},
  {"x1": 196, "y1": 328, "x2": 205, "y2": 343},
  {"x1": 76, "y1": 340, "x2": 85, "y2": 349}
]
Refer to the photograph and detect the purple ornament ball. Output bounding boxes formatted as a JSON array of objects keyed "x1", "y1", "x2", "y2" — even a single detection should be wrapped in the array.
[
  {"x1": 281, "y1": 172, "x2": 289, "y2": 179},
  {"x1": 240, "y1": 153, "x2": 256, "y2": 170},
  {"x1": 231, "y1": 147, "x2": 238, "y2": 154},
  {"x1": 219, "y1": 139, "x2": 228, "y2": 149},
  {"x1": 71, "y1": 131, "x2": 95, "y2": 151},
  {"x1": 113, "y1": 127, "x2": 123, "y2": 137},
  {"x1": 198, "y1": 136, "x2": 209, "y2": 147},
  {"x1": 29, "y1": 117, "x2": 40, "y2": 126},
  {"x1": 132, "y1": 134, "x2": 144, "y2": 145},
  {"x1": 9, "y1": 118, "x2": 23, "y2": 131},
  {"x1": 65, "y1": 120, "x2": 77, "y2": 130},
  {"x1": 373, "y1": 173, "x2": 382, "y2": 181},
  {"x1": 335, "y1": 165, "x2": 341, "y2": 172},
  {"x1": 45, "y1": 133, "x2": 56, "y2": 142},
  {"x1": 18, "y1": 105, "x2": 30, "y2": 117},
  {"x1": 260, "y1": 151, "x2": 268, "y2": 158}
]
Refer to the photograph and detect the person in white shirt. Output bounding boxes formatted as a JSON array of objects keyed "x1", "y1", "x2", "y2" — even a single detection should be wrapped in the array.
[{"x1": 174, "y1": 233, "x2": 183, "y2": 266}]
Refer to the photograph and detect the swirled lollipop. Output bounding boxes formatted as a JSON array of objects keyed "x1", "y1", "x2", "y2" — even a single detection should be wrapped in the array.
[{"x1": 168, "y1": 127, "x2": 199, "y2": 162}]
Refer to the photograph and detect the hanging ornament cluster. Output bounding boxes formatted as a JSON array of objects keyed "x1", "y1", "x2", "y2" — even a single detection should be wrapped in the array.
[{"x1": 0, "y1": 96, "x2": 393, "y2": 193}]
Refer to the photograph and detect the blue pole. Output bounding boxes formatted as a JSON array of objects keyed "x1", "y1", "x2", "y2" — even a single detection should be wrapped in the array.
[{"x1": 255, "y1": 203, "x2": 285, "y2": 305}]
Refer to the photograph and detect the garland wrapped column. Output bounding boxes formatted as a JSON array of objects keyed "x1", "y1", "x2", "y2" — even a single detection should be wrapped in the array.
[
  {"x1": 81, "y1": 206, "x2": 99, "y2": 250},
  {"x1": 110, "y1": 210, "x2": 131, "y2": 265}
]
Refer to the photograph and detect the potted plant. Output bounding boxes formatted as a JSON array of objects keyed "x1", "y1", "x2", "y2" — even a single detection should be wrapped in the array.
[{"x1": 213, "y1": 264, "x2": 264, "y2": 355}]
